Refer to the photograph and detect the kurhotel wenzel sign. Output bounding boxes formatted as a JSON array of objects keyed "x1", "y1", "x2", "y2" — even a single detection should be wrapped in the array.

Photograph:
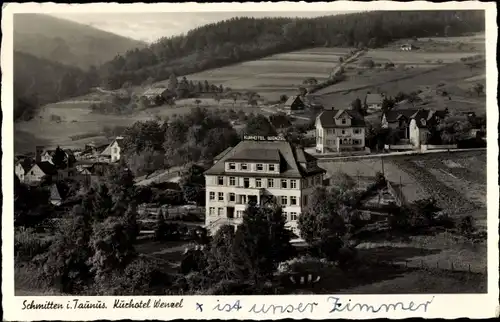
[{"x1": 243, "y1": 135, "x2": 286, "y2": 141}]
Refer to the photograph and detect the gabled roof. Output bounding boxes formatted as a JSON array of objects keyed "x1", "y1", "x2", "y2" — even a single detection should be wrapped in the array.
[
  {"x1": 50, "y1": 184, "x2": 63, "y2": 201},
  {"x1": 33, "y1": 161, "x2": 58, "y2": 176},
  {"x1": 227, "y1": 148, "x2": 281, "y2": 162},
  {"x1": 365, "y1": 93, "x2": 384, "y2": 105},
  {"x1": 284, "y1": 95, "x2": 303, "y2": 107},
  {"x1": 143, "y1": 87, "x2": 169, "y2": 96},
  {"x1": 205, "y1": 140, "x2": 325, "y2": 178},
  {"x1": 383, "y1": 109, "x2": 420, "y2": 123},
  {"x1": 214, "y1": 147, "x2": 232, "y2": 162},
  {"x1": 411, "y1": 109, "x2": 448, "y2": 128},
  {"x1": 101, "y1": 137, "x2": 123, "y2": 156},
  {"x1": 317, "y1": 109, "x2": 366, "y2": 128}
]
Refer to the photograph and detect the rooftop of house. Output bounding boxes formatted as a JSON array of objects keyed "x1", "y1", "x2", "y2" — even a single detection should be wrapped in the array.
[
  {"x1": 143, "y1": 87, "x2": 169, "y2": 96},
  {"x1": 384, "y1": 108, "x2": 447, "y2": 126},
  {"x1": 317, "y1": 109, "x2": 366, "y2": 128},
  {"x1": 205, "y1": 140, "x2": 325, "y2": 178},
  {"x1": 284, "y1": 95, "x2": 303, "y2": 107},
  {"x1": 365, "y1": 93, "x2": 384, "y2": 105},
  {"x1": 34, "y1": 161, "x2": 58, "y2": 175}
]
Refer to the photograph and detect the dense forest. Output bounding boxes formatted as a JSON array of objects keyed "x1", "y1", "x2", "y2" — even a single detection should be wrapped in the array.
[
  {"x1": 13, "y1": 51, "x2": 98, "y2": 120},
  {"x1": 14, "y1": 10, "x2": 484, "y2": 121}
]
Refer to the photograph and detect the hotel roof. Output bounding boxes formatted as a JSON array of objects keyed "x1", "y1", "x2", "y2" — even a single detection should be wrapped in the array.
[{"x1": 205, "y1": 139, "x2": 325, "y2": 178}]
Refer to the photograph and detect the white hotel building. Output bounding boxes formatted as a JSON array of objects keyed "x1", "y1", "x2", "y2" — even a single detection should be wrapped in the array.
[{"x1": 204, "y1": 136, "x2": 326, "y2": 236}]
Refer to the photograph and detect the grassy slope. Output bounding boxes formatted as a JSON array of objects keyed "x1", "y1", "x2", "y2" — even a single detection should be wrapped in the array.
[{"x1": 14, "y1": 13, "x2": 146, "y2": 69}]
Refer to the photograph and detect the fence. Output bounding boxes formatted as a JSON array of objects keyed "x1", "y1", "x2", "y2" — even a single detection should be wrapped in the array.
[
  {"x1": 421, "y1": 144, "x2": 457, "y2": 152},
  {"x1": 384, "y1": 144, "x2": 415, "y2": 151}
]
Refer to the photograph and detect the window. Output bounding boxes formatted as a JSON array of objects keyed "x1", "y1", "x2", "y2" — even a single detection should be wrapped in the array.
[
  {"x1": 354, "y1": 129, "x2": 360, "y2": 134},
  {"x1": 280, "y1": 196, "x2": 288, "y2": 205},
  {"x1": 341, "y1": 130, "x2": 346, "y2": 135},
  {"x1": 209, "y1": 207, "x2": 215, "y2": 215},
  {"x1": 240, "y1": 163, "x2": 248, "y2": 170},
  {"x1": 315, "y1": 175, "x2": 321, "y2": 185},
  {"x1": 290, "y1": 196, "x2": 297, "y2": 205},
  {"x1": 281, "y1": 179, "x2": 288, "y2": 189},
  {"x1": 218, "y1": 192, "x2": 224, "y2": 201},
  {"x1": 353, "y1": 139, "x2": 359, "y2": 145},
  {"x1": 290, "y1": 212, "x2": 298, "y2": 221},
  {"x1": 283, "y1": 211, "x2": 288, "y2": 219},
  {"x1": 209, "y1": 192, "x2": 215, "y2": 201},
  {"x1": 113, "y1": 148, "x2": 118, "y2": 154},
  {"x1": 236, "y1": 210, "x2": 244, "y2": 218},
  {"x1": 255, "y1": 178, "x2": 262, "y2": 188},
  {"x1": 229, "y1": 193, "x2": 235, "y2": 202},
  {"x1": 243, "y1": 178, "x2": 250, "y2": 188},
  {"x1": 218, "y1": 208, "x2": 223, "y2": 216},
  {"x1": 269, "y1": 164, "x2": 275, "y2": 171},
  {"x1": 218, "y1": 176, "x2": 224, "y2": 185},
  {"x1": 290, "y1": 180, "x2": 297, "y2": 189},
  {"x1": 267, "y1": 179, "x2": 274, "y2": 188},
  {"x1": 256, "y1": 164, "x2": 263, "y2": 171},
  {"x1": 239, "y1": 195, "x2": 247, "y2": 204},
  {"x1": 303, "y1": 195, "x2": 308, "y2": 206},
  {"x1": 341, "y1": 118, "x2": 346, "y2": 124},
  {"x1": 229, "y1": 177, "x2": 236, "y2": 186},
  {"x1": 229, "y1": 163, "x2": 235, "y2": 170}
]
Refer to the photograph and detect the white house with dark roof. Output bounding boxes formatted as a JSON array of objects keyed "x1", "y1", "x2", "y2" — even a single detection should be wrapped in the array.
[
  {"x1": 25, "y1": 161, "x2": 60, "y2": 184},
  {"x1": 315, "y1": 108, "x2": 366, "y2": 153},
  {"x1": 364, "y1": 93, "x2": 385, "y2": 111},
  {"x1": 204, "y1": 136, "x2": 326, "y2": 236},
  {"x1": 100, "y1": 136, "x2": 124, "y2": 163}
]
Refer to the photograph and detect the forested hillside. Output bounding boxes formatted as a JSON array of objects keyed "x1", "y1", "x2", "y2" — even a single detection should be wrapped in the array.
[
  {"x1": 98, "y1": 10, "x2": 484, "y2": 89},
  {"x1": 14, "y1": 14, "x2": 146, "y2": 70},
  {"x1": 14, "y1": 10, "x2": 484, "y2": 121},
  {"x1": 14, "y1": 51, "x2": 97, "y2": 121}
]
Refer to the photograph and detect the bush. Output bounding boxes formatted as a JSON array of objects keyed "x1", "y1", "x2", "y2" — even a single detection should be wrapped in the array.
[
  {"x1": 93, "y1": 257, "x2": 173, "y2": 295},
  {"x1": 359, "y1": 58, "x2": 375, "y2": 68},
  {"x1": 15, "y1": 228, "x2": 53, "y2": 262}
]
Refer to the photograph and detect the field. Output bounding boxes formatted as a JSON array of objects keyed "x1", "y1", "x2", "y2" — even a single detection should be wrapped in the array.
[
  {"x1": 14, "y1": 33, "x2": 486, "y2": 153},
  {"x1": 14, "y1": 98, "x2": 262, "y2": 153},
  {"x1": 183, "y1": 47, "x2": 354, "y2": 101}
]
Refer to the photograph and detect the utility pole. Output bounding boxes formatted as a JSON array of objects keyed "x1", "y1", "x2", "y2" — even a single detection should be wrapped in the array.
[
  {"x1": 381, "y1": 156, "x2": 385, "y2": 176},
  {"x1": 400, "y1": 175, "x2": 403, "y2": 204},
  {"x1": 357, "y1": 170, "x2": 360, "y2": 188}
]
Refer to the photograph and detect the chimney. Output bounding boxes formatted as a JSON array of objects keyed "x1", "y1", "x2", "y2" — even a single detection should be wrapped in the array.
[{"x1": 35, "y1": 146, "x2": 44, "y2": 163}]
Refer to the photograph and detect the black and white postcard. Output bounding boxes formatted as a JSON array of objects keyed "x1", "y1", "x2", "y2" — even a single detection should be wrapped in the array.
[{"x1": 2, "y1": 1, "x2": 498, "y2": 320}]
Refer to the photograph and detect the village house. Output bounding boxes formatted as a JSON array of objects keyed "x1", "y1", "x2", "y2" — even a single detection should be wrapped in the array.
[
  {"x1": 204, "y1": 136, "x2": 326, "y2": 236},
  {"x1": 24, "y1": 161, "x2": 60, "y2": 184},
  {"x1": 381, "y1": 109, "x2": 420, "y2": 140},
  {"x1": 141, "y1": 88, "x2": 172, "y2": 106},
  {"x1": 382, "y1": 108, "x2": 447, "y2": 148},
  {"x1": 315, "y1": 108, "x2": 366, "y2": 153},
  {"x1": 15, "y1": 161, "x2": 31, "y2": 182},
  {"x1": 409, "y1": 109, "x2": 448, "y2": 148},
  {"x1": 100, "y1": 136, "x2": 124, "y2": 163},
  {"x1": 364, "y1": 93, "x2": 385, "y2": 111},
  {"x1": 282, "y1": 95, "x2": 305, "y2": 114},
  {"x1": 400, "y1": 43, "x2": 415, "y2": 51},
  {"x1": 49, "y1": 183, "x2": 65, "y2": 206}
]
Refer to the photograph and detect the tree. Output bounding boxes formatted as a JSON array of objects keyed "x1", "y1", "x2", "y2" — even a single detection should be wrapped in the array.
[
  {"x1": 91, "y1": 183, "x2": 114, "y2": 221},
  {"x1": 437, "y1": 110, "x2": 473, "y2": 144},
  {"x1": 154, "y1": 209, "x2": 167, "y2": 241},
  {"x1": 194, "y1": 99, "x2": 202, "y2": 108},
  {"x1": 36, "y1": 205, "x2": 93, "y2": 294},
  {"x1": 124, "y1": 204, "x2": 140, "y2": 243},
  {"x1": 279, "y1": 94, "x2": 289, "y2": 103},
  {"x1": 52, "y1": 146, "x2": 68, "y2": 170},
  {"x1": 231, "y1": 204, "x2": 294, "y2": 283},
  {"x1": 298, "y1": 86, "x2": 308, "y2": 97},
  {"x1": 381, "y1": 97, "x2": 395, "y2": 113},
  {"x1": 167, "y1": 74, "x2": 178, "y2": 92},
  {"x1": 243, "y1": 114, "x2": 277, "y2": 136},
  {"x1": 88, "y1": 216, "x2": 137, "y2": 283},
  {"x1": 297, "y1": 187, "x2": 348, "y2": 260},
  {"x1": 472, "y1": 83, "x2": 484, "y2": 96},
  {"x1": 351, "y1": 98, "x2": 364, "y2": 116}
]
